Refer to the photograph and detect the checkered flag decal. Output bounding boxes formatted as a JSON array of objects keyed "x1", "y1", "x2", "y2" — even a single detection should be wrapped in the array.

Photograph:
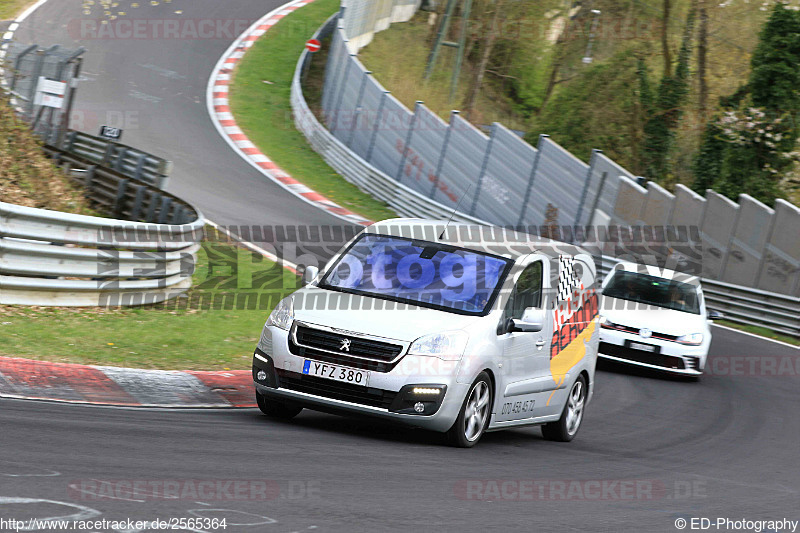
[{"x1": 558, "y1": 255, "x2": 579, "y2": 301}]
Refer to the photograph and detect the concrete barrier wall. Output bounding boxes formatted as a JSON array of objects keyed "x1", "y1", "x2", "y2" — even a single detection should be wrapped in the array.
[
  {"x1": 700, "y1": 191, "x2": 740, "y2": 280},
  {"x1": 721, "y1": 195, "x2": 773, "y2": 287},
  {"x1": 757, "y1": 200, "x2": 800, "y2": 297}
]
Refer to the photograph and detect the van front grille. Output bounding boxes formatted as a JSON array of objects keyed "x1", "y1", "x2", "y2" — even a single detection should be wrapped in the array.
[{"x1": 294, "y1": 324, "x2": 404, "y2": 362}]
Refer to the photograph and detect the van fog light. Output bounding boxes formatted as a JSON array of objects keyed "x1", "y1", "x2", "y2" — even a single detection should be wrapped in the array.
[
  {"x1": 257, "y1": 370, "x2": 267, "y2": 381},
  {"x1": 414, "y1": 402, "x2": 425, "y2": 413},
  {"x1": 412, "y1": 387, "x2": 441, "y2": 395}
]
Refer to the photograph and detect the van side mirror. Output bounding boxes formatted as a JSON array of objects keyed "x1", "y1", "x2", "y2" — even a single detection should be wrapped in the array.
[
  {"x1": 707, "y1": 309, "x2": 724, "y2": 321},
  {"x1": 509, "y1": 307, "x2": 546, "y2": 333},
  {"x1": 302, "y1": 266, "x2": 319, "y2": 285}
]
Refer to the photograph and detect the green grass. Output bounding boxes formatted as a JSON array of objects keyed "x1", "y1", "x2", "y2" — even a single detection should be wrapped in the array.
[
  {"x1": 0, "y1": 0, "x2": 30, "y2": 20},
  {"x1": 0, "y1": 236, "x2": 300, "y2": 370},
  {"x1": 228, "y1": 0, "x2": 396, "y2": 222},
  {"x1": 716, "y1": 320, "x2": 800, "y2": 347}
]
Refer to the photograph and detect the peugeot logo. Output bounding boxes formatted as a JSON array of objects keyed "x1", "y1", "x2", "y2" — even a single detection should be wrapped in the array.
[
  {"x1": 639, "y1": 328, "x2": 652, "y2": 339},
  {"x1": 340, "y1": 338, "x2": 351, "y2": 352}
]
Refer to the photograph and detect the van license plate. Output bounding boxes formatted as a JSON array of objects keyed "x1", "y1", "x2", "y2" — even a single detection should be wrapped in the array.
[{"x1": 302, "y1": 360, "x2": 369, "y2": 386}]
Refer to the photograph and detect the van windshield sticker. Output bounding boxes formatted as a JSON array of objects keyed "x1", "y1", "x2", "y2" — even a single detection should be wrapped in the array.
[{"x1": 319, "y1": 234, "x2": 512, "y2": 314}]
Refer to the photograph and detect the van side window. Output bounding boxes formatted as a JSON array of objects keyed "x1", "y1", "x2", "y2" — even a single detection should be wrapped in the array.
[{"x1": 504, "y1": 261, "x2": 543, "y2": 321}]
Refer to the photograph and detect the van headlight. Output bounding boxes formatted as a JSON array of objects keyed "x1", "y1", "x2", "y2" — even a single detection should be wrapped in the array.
[
  {"x1": 266, "y1": 296, "x2": 294, "y2": 330},
  {"x1": 408, "y1": 331, "x2": 469, "y2": 361},
  {"x1": 677, "y1": 332, "x2": 704, "y2": 346}
]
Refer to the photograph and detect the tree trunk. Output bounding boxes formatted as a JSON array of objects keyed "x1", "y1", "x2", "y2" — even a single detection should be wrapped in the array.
[
  {"x1": 697, "y1": 3, "x2": 708, "y2": 120},
  {"x1": 536, "y1": 6, "x2": 582, "y2": 115},
  {"x1": 463, "y1": 0, "x2": 504, "y2": 119},
  {"x1": 662, "y1": 0, "x2": 672, "y2": 77}
]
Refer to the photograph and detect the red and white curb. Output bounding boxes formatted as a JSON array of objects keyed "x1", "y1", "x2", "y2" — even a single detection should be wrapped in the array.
[
  {"x1": 206, "y1": 0, "x2": 373, "y2": 227},
  {"x1": 0, "y1": 357, "x2": 256, "y2": 408}
]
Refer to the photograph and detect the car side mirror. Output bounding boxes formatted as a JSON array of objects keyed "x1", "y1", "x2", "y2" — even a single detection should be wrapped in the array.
[
  {"x1": 302, "y1": 265, "x2": 319, "y2": 285},
  {"x1": 707, "y1": 309, "x2": 724, "y2": 321},
  {"x1": 509, "y1": 307, "x2": 546, "y2": 333}
]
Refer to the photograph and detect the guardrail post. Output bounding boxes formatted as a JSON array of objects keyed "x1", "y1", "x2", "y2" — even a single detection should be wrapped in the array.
[
  {"x1": 346, "y1": 70, "x2": 371, "y2": 148},
  {"x1": 365, "y1": 90, "x2": 389, "y2": 164},
  {"x1": 158, "y1": 197, "x2": 173, "y2": 224},
  {"x1": 469, "y1": 122, "x2": 498, "y2": 216},
  {"x1": 134, "y1": 153, "x2": 147, "y2": 182},
  {"x1": 130, "y1": 185, "x2": 147, "y2": 220},
  {"x1": 114, "y1": 148, "x2": 128, "y2": 173},
  {"x1": 396, "y1": 101, "x2": 422, "y2": 183},
  {"x1": 84, "y1": 164, "x2": 97, "y2": 191},
  {"x1": 102, "y1": 142, "x2": 114, "y2": 166},
  {"x1": 170, "y1": 206, "x2": 186, "y2": 225},
  {"x1": 145, "y1": 191, "x2": 163, "y2": 223},
  {"x1": 113, "y1": 179, "x2": 130, "y2": 218},
  {"x1": 64, "y1": 131, "x2": 77, "y2": 152},
  {"x1": 575, "y1": 149, "x2": 601, "y2": 228},
  {"x1": 517, "y1": 134, "x2": 548, "y2": 227},
  {"x1": 429, "y1": 110, "x2": 459, "y2": 198}
]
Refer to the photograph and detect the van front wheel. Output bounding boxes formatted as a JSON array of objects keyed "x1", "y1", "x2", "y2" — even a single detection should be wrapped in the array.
[
  {"x1": 446, "y1": 372, "x2": 492, "y2": 448},
  {"x1": 256, "y1": 391, "x2": 303, "y2": 419},
  {"x1": 541, "y1": 376, "x2": 586, "y2": 442}
]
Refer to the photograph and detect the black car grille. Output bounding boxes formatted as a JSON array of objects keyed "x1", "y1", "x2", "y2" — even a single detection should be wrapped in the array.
[
  {"x1": 599, "y1": 342, "x2": 685, "y2": 370},
  {"x1": 294, "y1": 324, "x2": 404, "y2": 362},
  {"x1": 275, "y1": 368, "x2": 397, "y2": 409},
  {"x1": 288, "y1": 339, "x2": 396, "y2": 372}
]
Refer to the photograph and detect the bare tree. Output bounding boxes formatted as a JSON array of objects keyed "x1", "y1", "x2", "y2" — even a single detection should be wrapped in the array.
[
  {"x1": 537, "y1": 4, "x2": 583, "y2": 115},
  {"x1": 662, "y1": 0, "x2": 672, "y2": 77},
  {"x1": 697, "y1": 0, "x2": 709, "y2": 120},
  {"x1": 462, "y1": 0, "x2": 506, "y2": 119}
]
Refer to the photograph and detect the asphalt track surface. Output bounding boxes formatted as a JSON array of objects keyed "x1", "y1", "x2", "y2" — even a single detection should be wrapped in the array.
[
  {"x1": 5, "y1": 1, "x2": 800, "y2": 531},
  {"x1": 1, "y1": 326, "x2": 798, "y2": 532}
]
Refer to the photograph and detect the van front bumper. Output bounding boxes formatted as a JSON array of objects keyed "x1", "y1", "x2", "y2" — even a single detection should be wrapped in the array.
[{"x1": 252, "y1": 328, "x2": 471, "y2": 433}]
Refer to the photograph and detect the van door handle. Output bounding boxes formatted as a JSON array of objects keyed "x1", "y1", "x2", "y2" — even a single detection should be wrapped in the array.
[{"x1": 535, "y1": 339, "x2": 546, "y2": 347}]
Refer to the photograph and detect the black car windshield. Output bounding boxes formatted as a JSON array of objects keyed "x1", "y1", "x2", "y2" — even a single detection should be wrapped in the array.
[
  {"x1": 318, "y1": 234, "x2": 512, "y2": 314},
  {"x1": 602, "y1": 270, "x2": 701, "y2": 314}
]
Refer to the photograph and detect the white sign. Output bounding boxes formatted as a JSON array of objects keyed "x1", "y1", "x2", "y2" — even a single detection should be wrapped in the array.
[
  {"x1": 35, "y1": 92, "x2": 64, "y2": 109},
  {"x1": 37, "y1": 76, "x2": 67, "y2": 96}
]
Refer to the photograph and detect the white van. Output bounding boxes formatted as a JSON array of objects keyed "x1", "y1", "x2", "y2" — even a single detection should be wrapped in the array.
[{"x1": 252, "y1": 219, "x2": 600, "y2": 447}]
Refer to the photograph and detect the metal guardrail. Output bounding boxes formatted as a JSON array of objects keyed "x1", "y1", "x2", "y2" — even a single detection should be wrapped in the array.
[
  {"x1": 63, "y1": 130, "x2": 171, "y2": 189},
  {"x1": 291, "y1": 16, "x2": 487, "y2": 224},
  {"x1": 0, "y1": 148, "x2": 204, "y2": 307},
  {"x1": 44, "y1": 145, "x2": 189, "y2": 224},
  {"x1": 596, "y1": 262, "x2": 800, "y2": 339}
]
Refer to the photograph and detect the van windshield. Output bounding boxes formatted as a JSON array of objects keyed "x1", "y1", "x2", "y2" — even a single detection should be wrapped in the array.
[{"x1": 318, "y1": 234, "x2": 513, "y2": 315}]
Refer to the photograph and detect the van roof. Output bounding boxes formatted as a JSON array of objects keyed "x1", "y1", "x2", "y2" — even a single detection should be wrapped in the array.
[{"x1": 364, "y1": 218, "x2": 590, "y2": 260}]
